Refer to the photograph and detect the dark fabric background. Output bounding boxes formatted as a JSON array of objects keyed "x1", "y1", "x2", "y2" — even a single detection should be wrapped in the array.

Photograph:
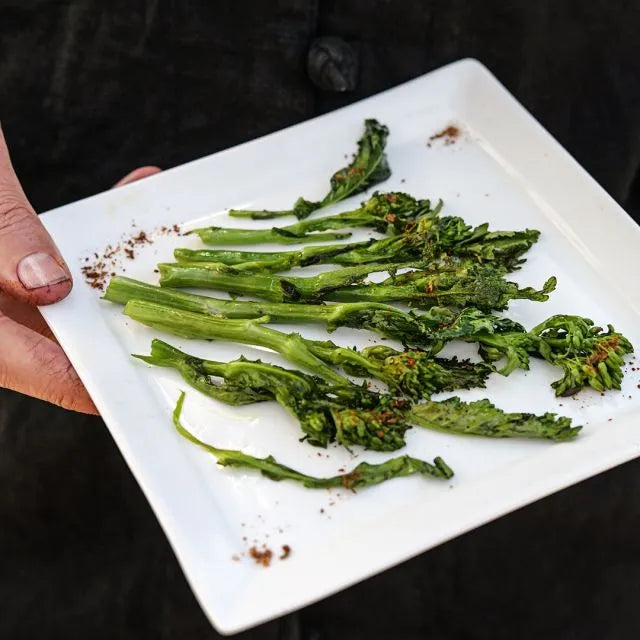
[{"x1": 1, "y1": 2, "x2": 639, "y2": 639}]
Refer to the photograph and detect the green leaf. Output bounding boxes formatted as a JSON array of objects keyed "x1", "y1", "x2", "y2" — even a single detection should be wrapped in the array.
[{"x1": 411, "y1": 397, "x2": 581, "y2": 441}]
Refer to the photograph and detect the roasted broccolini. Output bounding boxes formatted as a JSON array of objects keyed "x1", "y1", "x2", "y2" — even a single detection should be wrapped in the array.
[
  {"x1": 191, "y1": 192, "x2": 438, "y2": 245},
  {"x1": 531, "y1": 315, "x2": 633, "y2": 396},
  {"x1": 157, "y1": 260, "x2": 556, "y2": 312},
  {"x1": 177, "y1": 215, "x2": 540, "y2": 273},
  {"x1": 173, "y1": 391, "x2": 454, "y2": 489},
  {"x1": 106, "y1": 277, "x2": 633, "y2": 395},
  {"x1": 228, "y1": 119, "x2": 391, "y2": 220},
  {"x1": 146, "y1": 340, "x2": 581, "y2": 445},
  {"x1": 125, "y1": 301, "x2": 492, "y2": 399}
]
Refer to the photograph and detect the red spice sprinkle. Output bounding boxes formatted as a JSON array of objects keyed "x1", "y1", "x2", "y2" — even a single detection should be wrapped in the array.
[
  {"x1": 249, "y1": 546, "x2": 273, "y2": 567},
  {"x1": 428, "y1": 125, "x2": 461, "y2": 146},
  {"x1": 132, "y1": 230, "x2": 151, "y2": 245},
  {"x1": 280, "y1": 545, "x2": 291, "y2": 560},
  {"x1": 337, "y1": 467, "x2": 345, "y2": 473},
  {"x1": 341, "y1": 472, "x2": 361, "y2": 490},
  {"x1": 81, "y1": 223, "x2": 182, "y2": 290}
]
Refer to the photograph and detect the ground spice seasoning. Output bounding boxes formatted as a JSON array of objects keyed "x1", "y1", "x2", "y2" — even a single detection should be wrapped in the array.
[
  {"x1": 427, "y1": 125, "x2": 460, "y2": 146},
  {"x1": 249, "y1": 545, "x2": 273, "y2": 567},
  {"x1": 80, "y1": 223, "x2": 182, "y2": 290},
  {"x1": 279, "y1": 545, "x2": 291, "y2": 560}
]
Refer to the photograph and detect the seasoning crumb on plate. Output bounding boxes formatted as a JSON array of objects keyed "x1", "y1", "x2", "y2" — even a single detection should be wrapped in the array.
[
  {"x1": 80, "y1": 223, "x2": 182, "y2": 290},
  {"x1": 427, "y1": 124, "x2": 460, "y2": 147},
  {"x1": 280, "y1": 545, "x2": 291, "y2": 560},
  {"x1": 249, "y1": 545, "x2": 273, "y2": 567}
]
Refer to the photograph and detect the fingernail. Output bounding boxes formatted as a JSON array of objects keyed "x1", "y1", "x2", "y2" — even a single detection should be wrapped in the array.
[{"x1": 17, "y1": 252, "x2": 69, "y2": 289}]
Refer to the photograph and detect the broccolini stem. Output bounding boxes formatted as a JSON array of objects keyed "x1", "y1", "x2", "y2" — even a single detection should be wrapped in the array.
[
  {"x1": 157, "y1": 260, "x2": 416, "y2": 302},
  {"x1": 305, "y1": 341, "x2": 388, "y2": 384},
  {"x1": 105, "y1": 276, "x2": 338, "y2": 322},
  {"x1": 124, "y1": 300, "x2": 348, "y2": 386},
  {"x1": 174, "y1": 241, "x2": 374, "y2": 271},
  {"x1": 189, "y1": 227, "x2": 352, "y2": 246},
  {"x1": 136, "y1": 340, "x2": 271, "y2": 405}
]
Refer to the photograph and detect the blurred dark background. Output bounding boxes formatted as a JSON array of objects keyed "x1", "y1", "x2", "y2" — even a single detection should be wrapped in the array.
[{"x1": 1, "y1": 1, "x2": 640, "y2": 638}]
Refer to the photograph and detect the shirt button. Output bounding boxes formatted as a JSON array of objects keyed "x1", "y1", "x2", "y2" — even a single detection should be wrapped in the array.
[{"x1": 306, "y1": 36, "x2": 358, "y2": 92}]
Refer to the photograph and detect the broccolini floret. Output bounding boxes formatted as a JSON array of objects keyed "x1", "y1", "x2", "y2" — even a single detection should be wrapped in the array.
[{"x1": 531, "y1": 315, "x2": 633, "y2": 396}]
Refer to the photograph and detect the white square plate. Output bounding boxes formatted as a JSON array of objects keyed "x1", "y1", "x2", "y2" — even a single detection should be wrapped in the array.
[{"x1": 39, "y1": 59, "x2": 640, "y2": 635}]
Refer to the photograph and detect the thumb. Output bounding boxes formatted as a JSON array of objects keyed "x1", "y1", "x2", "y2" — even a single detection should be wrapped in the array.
[{"x1": 0, "y1": 124, "x2": 72, "y2": 305}]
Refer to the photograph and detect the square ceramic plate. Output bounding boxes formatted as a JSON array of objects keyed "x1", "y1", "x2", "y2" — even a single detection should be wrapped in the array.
[{"x1": 39, "y1": 59, "x2": 640, "y2": 634}]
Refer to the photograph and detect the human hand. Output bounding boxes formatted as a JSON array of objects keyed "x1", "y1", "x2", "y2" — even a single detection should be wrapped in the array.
[{"x1": 0, "y1": 124, "x2": 160, "y2": 413}]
